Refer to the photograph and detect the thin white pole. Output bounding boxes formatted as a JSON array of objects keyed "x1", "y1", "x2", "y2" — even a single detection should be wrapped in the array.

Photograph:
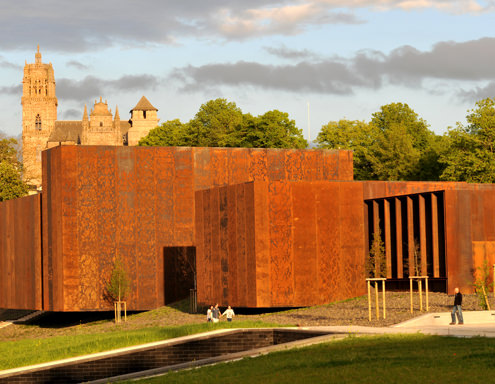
[{"x1": 307, "y1": 101, "x2": 311, "y2": 144}]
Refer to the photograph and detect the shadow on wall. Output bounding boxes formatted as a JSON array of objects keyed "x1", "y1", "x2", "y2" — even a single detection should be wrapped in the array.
[{"x1": 164, "y1": 247, "x2": 196, "y2": 304}]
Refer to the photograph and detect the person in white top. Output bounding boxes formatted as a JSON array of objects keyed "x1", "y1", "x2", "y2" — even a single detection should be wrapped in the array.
[
  {"x1": 222, "y1": 305, "x2": 235, "y2": 322},
  {"x1": 206, "y1": 305, "x2": 213, "y2": 322}
]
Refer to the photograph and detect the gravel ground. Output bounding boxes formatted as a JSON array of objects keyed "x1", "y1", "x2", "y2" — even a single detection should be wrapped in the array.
[
  {"x1": 0, "y1": 291, "x2": 490, "y2": 342},
  {"x1": 252, "y1": 291, "x2": 486, "y2": 327}
]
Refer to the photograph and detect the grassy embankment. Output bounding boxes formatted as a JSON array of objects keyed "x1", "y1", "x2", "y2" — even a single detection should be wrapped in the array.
[
  {"x1": 0, "y1": 318, "x2": 282, "y2": 370},
  {"x1": 131, "y1": 334, "x2": 495, "y2": 384}
]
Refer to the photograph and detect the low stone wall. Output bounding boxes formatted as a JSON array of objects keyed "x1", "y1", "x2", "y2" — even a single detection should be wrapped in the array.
[{"x1": 0, "y1": 329, "x2": 328, "y2": 384}]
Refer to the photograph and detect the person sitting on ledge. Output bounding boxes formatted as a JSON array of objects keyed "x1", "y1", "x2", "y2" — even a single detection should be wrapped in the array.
[{"x1": 450, "y1": 287, "x2": 464, "y2": 325}]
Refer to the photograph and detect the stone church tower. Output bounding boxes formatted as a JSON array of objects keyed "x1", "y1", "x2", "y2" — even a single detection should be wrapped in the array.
[
  {"x1": 21, "y1": 46, "x2": 58, "y2": 187},
  {"x1": 21, "y1": 48, "x2": 159, "y2": 188}
]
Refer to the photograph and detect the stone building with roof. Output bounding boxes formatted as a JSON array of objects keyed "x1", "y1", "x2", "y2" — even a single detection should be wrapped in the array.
[{"x1": 22, "y1": 47, "x2": 159, "y2": 187}]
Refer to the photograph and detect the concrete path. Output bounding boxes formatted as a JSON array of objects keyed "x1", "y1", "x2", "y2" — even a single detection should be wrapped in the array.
[{"x1": 304, "y1": 310, "x2": 495, "y2": 338}]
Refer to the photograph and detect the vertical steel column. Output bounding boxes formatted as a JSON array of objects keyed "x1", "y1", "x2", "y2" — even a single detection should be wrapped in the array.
[
  {"x1": 407, "y1": 196, "x2": 414, "y2": 276},
  {"x1": 395, "y1": 198, "x2": 403, "y2": 279},
  {"x1": 431, "y1": 193, "x2": 440, "y2": 278},
  {"x1": 384, "y1": 199, "x2": 392, "y2": 278},
  {"x1": 419, "y1": 194, "x2": 427, "y2": 276}
]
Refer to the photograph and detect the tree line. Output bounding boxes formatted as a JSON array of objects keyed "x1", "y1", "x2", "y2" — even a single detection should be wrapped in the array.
[
  {"x1": 1, "y1": 97, "x2": 495, "y2": 202},
  {"x1": 316, "y1": 98, "x2": 495, "y2": 183}
]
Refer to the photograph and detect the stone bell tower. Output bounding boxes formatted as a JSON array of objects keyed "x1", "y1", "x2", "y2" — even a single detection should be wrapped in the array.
[{"x1": 21, "y1": 46, "x2": 58, "y2": 187}]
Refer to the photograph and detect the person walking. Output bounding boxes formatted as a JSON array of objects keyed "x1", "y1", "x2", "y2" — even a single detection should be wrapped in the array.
[
  {"x1": 450, "y1": 287, "x2": 464, "y2": 325},
  {"x1": 206, "y1": 305, "x2": 213, "y2": 322},
  {"x1": 222, "y1": 305, "x2": 235, "y2": 322},
  {"x1": 212, "y1": 303, "x2": 221, "y2": 323}
]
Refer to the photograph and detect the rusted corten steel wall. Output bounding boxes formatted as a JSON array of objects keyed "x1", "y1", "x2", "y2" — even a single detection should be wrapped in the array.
[
  {"x1": 0, "y1": 194, "x2": 42, "y2": 310},
  {"x1": 42, "y1": 146, "x2": 352, "y2": 311},
  {"x1": 444, "y1": 187, "x2": 495, "y2": 294},
  {"x1": 195, "y1": 181, "x2": 366, "y2": 308},
  {"x1": 362, "y1": 181, "x2": 467, "y2": 200},
  {"x1": 365, "y1": 184, "x2": 495, "y2": 294},
  {"x1": 365, "y1": 192, "x2": 446, "y2": 281}
]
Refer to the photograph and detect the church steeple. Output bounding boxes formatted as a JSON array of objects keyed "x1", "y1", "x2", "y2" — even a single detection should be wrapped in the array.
[{"x1": 22, "y1": 46, "x2": 58, "y2": 187}]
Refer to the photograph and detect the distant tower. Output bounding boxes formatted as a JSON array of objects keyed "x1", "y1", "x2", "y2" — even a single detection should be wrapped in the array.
[
  {"x1": 82, "y1": 97, "x2": 121, "y2": 145},
  {"x1": 22, "y1": 46, "x2": 58, "y2": 187},
  {"x1": 128, "y1": 96, "x2": 159, "y2": 146}
]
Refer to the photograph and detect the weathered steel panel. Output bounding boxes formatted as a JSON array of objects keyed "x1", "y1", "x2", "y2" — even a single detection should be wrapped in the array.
[
  {"x1": 292, "y1": 183, "x2": 317, "y2": 305},
  {"x1": 226, "y1": 185, "x2": 239, "y2": 306},
  {"x1": 0, "y1": 194, "x2": 42, "y2": 310},
  {"x1": 268, "y1": 181, "x2": 294, "y2": 306},
  {"x1": 248, "y1": 149, "x2": 268, "y2": 181},
  {"x1": 135, "y1": 148, "x2": 158, "y2": 309},
  {"x1": 218, "y1": 186, "x2": 230, "y2": 303},
  {"x1": 7, "y1": 146, "x2": 357, "y2": 311},
  {"x1": 244, "y1": 183, "x2": 257, "y2": 307},
  {"x1": 235, "y1": 183, "x2": 248, "y2": 307},
  {"x1": 267, "y1": 149, "x2": 286, "y2": 181},
  {"x1": 253, "y1": 181, "x2": 270, "y2": 307},
  {"x1": 316, "y1": 183, "x2": 339, "y2": 303}
]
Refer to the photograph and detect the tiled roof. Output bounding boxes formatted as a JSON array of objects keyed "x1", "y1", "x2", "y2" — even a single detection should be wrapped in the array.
[
  {"x1": 131, "y1": 96, "x2": 157, "y2": 112},
  {"x1": 49, "y1": 121, "x2": 82, "y2": 142}
]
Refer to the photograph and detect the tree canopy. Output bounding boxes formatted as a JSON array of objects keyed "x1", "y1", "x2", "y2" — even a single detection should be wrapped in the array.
[
  {"x1": 440, "y1": 98, "x2": 495, "y2": 183},
  {"x1": 316, "y1": 103, "x2": 445, "y2": 181},
  {"x1": 0, "y1": 137, "x2": 28, "y2": 201},
  {"x1": 139, "y1": 98, "x2": 307, "y2": 149}
]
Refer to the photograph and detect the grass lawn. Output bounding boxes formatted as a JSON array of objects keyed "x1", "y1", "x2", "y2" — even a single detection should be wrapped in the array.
[
  {"x1": 130, "y1": 334, "x2": 495, "y2": 384},
  {"x1": 0, "y1": 321, "x2": 281, "y2": 370}
]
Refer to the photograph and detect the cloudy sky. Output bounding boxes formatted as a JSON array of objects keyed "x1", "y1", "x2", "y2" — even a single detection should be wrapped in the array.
[{"x1": 1, "y1": 0, "x2": 494, "y2": 141}]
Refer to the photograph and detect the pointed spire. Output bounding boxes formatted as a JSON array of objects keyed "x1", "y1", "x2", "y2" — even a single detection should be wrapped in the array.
[
  {"x1": 114, "y1": 105, "x2": 120, "y2": 121},
  {"x1": 82, "y1": 104, "x2": 88, "y2": 121},
  {"x1": 35, "y1": 45, "x2": 42, "y2": 64}
]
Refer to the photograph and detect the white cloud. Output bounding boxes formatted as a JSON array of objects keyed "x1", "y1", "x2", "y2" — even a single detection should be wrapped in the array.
[{"x1": 1, "y1": 0, "x2": 491, "y2": 51}]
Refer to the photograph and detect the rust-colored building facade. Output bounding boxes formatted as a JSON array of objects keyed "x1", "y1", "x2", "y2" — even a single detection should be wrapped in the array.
[
  {"x1": 195, "y1": 181, "x2": 366, "y2": 308},
  {"x1": 1, "y1": 145, "x2": 495, "y2": 311},
  {"x1": 0, "y1": 145, "x2": 352, "y2": 311}
]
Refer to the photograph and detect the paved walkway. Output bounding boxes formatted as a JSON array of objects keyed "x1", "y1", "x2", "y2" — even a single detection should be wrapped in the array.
[{"x1": 305, "y1": 310, "x2": 495, "y2": 338}]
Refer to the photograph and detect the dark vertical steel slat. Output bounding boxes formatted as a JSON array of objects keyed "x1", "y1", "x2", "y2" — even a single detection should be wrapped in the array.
[
  {"x1": 407, "y1": 196, "x2": 414, "y2": 276},
  {"x1": 384, "y1": 199, "x2": 392, "y2": 278},
  {"x1": 419, "y1": 195, "x2": 427, "y2": 276},
  {"x1": 431, "y1": 193, "x2": 440, "y2": 277},
  {"x1": 395, "y1": 198, "x2": 403, "y2": 279}
]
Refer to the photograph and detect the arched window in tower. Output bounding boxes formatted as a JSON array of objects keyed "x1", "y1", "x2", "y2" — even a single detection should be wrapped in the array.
[
  {"x1": 35, "y1": 114, "x2": 42, "y2": 130},
  {"x1": 143, "y1": 110, "x2": 147, "y2": 119}
]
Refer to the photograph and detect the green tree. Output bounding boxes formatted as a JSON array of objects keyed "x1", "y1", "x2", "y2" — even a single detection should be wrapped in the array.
[
  {"x1": 368, "y1": 122, "x2": 421, "y2": 180},
  {"x1": 0, "y1": 137, "x2": 28, "y2": 201},
  {"x1": 106, "y1": 258, "x2": 130, "y2": 302},
  {"x1": 369, "y1": 102, "x2": 441, "y2": 180},
  {"x1": 138, "y1": 119, "x2": 188, "y2": 147},
  {"x1": 366, "y1": 224, "x2": 386, "y2": 278},
  {"x1": 186, "y1": 98, "x2": 244, "y2": 147},
  {"x1": 441, "y1": 98, "x2": 495, "y2": 183},
  {"x1": 139, "y1": 98, "x2": 307, "y2": 149},
  {"x1": 315, "y1": 120, "x2": 376, "y2": 180},
  {"x1": 242, "y1": 110, "x2": 307, "y2": 149}
]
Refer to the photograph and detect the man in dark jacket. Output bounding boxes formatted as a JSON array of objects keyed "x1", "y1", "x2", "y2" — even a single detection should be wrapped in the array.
[{"x1": 450, "y1": 287, "x2": 463, "y2": 325}]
